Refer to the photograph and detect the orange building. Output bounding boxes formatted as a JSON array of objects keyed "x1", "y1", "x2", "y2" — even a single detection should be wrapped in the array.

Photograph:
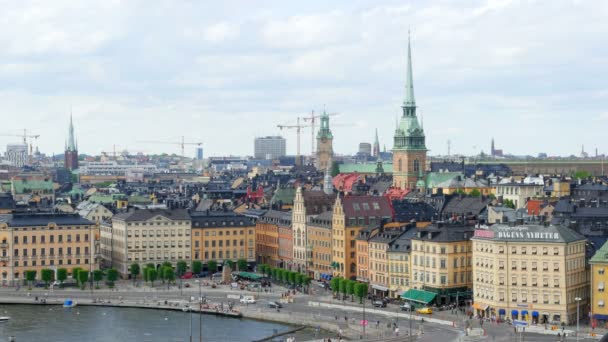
[{"x1": 255, "y1": 211, "x2": 282, "y2": 267}]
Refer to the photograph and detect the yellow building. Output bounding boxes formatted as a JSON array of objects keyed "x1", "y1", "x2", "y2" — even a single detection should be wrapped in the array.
[
  {"x1": 368, "y1": 226, "x2": 412, "y2": 298},
  {"x1": 331, "y1": 195, "x2": 392, "y2": 279},
  {"x1": 387, "y1": 229, "x2": 416, "y2": 298},
  {"x1": 103, "y1": 209, "x2": 191, "y2": 277},
  {"x1": 590, "y1": 240, "x2": 608, "y2": 327},
  {"x1": 0, "y1": 213, "x2": 99, "y2": 285},
  {"x1": 191, "y1": 212, "x2": 256, "y2": 270},
  {"x1": 404, "y1": 224, "x2": 474, "y2": 306},
  {"x1": 255, "y1": 211, "x2": 281, "y2": 267},
  {"x1": 307, "y1": 211, "x2": 333, "y2": 280},
  {"x1": 472, "y1": 224, "x2": 588, "y2": 325}
]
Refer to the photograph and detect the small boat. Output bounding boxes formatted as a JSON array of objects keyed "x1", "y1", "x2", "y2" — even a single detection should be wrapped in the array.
[
  {"x1": 0, "y1": 316, "x2": 10, "y2": 322},
  {"x1": 63, "y1": 299, "x2": 77, "y2": 308}
]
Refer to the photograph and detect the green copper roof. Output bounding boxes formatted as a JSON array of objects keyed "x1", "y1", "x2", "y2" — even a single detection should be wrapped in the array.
[
  {"x1": 271, "y1": 187, "x2": 296, "y2": 205},
  {"x1": 339, "y1": 163, "x2": 393, "y2": 174},
  {"x1": 11, "y1": 180, "x2": 55, "y2": 194},
  {"x1": 591, "y1": 240, "x2": 608, "y2": 264},
  {"x1": 317, "y1": 111, "x2": 333, "y2": 140},
  {"x1": 403, "y1": 32, "x2": 415, "y2": 108},
  {"x1": 424, "y1": 172, "x2": 463, "y2": 188},
  {"x1": 88, "y1": 193, "x2": 126, "y2": 204}
]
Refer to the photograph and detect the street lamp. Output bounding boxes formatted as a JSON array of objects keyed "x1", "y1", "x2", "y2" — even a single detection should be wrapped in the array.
[
  {"x1": 575, "y1": 297, "x2": 581, "y2": 342},
  {"x1": 196, "y1": 279, "x2": 202, "y2": 342}
]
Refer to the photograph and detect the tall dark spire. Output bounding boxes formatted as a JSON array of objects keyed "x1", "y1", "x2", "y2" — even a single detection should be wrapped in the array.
[{"x1": 67, "y1": 113, "x2": 76, "y2": 152}]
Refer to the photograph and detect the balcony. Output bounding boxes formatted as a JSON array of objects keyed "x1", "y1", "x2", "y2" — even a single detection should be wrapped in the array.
[
  {"x1": 0, "y1": 256, "x2": 9, "y2": 261},
  {"x1": 0, "y1": 242, "x2": 8, "y2": 248}
]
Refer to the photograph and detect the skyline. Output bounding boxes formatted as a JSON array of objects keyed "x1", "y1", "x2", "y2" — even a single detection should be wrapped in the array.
[{"x1": 0, "y1": 0, "x2": 607, "y2": 157}]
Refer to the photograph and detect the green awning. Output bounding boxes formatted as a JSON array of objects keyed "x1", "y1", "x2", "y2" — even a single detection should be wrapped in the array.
[
  {"x1": 401, "y1": 289, "x2": 437, "y2": 304},
  {"x1": 237, "y1": 272, "x2": 263, "y2": 281}
]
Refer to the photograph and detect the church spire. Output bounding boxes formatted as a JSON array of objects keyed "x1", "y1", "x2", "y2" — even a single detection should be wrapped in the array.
[
  {"x1": 67, "y1": 113, "x2": 77, "y2": 152},
  {"x1": 403, "y1": 30, "x2": 416, "y2": 113}
]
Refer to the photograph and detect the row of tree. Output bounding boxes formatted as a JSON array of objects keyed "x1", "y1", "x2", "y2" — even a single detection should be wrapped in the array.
[
  {"x1": 329, "y1": 277, "x2": 369, "y2": 304},
  {"x1": 257, "y1": 264, "x2": 312, "y2": 289},
  {"x1": 23, "y1": 268, "x2": 120, "y2": 290},
  {"x1": 129, "y1": 259, "x2": 250, "y2": 284}
]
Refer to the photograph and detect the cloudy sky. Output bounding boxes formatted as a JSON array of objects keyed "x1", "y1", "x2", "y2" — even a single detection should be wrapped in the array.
[{"x1": 0, "y1": 0, "x2": 606, "y2": 158}]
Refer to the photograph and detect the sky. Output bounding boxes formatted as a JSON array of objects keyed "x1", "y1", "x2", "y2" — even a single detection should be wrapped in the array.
[{"x1": 0, "y1": 0, "x2": 606, "y2": 158}]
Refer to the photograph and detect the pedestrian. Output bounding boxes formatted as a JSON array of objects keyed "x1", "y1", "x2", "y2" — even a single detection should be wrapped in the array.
[
  {"x1": 344, "y1": 315, "x2": 348, "y2": 321},
  {"x1": 395, "y1": 327, "x2": 399, "y2": 336}
]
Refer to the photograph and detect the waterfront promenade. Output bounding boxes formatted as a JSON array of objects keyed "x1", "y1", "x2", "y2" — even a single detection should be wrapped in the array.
[{"x1": 0, "y1": 280, "x2": 601, "y2": 341}]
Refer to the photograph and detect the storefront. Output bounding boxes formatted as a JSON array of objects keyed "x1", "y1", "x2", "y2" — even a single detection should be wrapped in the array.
[
  {"x1": 472, "y1": 303, "x2": 489, "y2": 318},
  {"x1": 372, "y1": 284, "x2": 389, "y2": 298},
  {"x1": 531, "y1": 311, "x2": 539, "y2": 324}
]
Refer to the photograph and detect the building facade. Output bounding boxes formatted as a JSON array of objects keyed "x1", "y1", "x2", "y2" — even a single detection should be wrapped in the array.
[
  {"x1": 388, "y1": 232, "x2": 414, "y2": 298},
  {"x1": 191, "y1": 212, "x2": 256, "y2": 268},
  {"x1": 254, "y1": 136, "x2": 286, "y2": 160},
  {"x1": 307, "y1": 211, "x2": 333, "y2": 280},
  {"x1": 408, "y1": 224, "x2": 474, "y2": 306},
  {"x1": 472, "y1": 224, "x2": 589, "y2": 325},
  {"x1": 316, "y1": 111, "x2": 333, "y2": 170},
  {"x1": 392, "y1": 35, "x2": 427, "y2": 191},
  {"x1": 64, "y1": 114, "x2": 79, "y2": 170},
  {"x1": 495, "y1": 183, "x2": 544, "y2": 209},
  {"x1": 587, "y1": 239, "x2": 608, "y2": 327},
  {"x1": 6, "y1": 144, "x2": 28, "y2": 168},
  {"x1": 277, "y1": 213, "x2": 293, "y2": 270},
  {"x1": 369, "y1": 226, "x2": 410, "y2": 298},
  {"x1": 103, "y1": 209, "x2": 191, "y2": 277},
  {"x1": 0, "y1": 213, "x2": 99, "y2": 285},
  {"x1": 255, "y1": 211, "x2": 282, "y2": 267},
  {"x1": 355, "y1": 227, "x2": 378, "y2": 284}
]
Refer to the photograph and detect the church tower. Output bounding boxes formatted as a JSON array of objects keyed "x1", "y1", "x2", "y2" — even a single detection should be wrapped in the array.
[
  {"x1": 64, "y1": 114, "x2": 79, "y2": 170},
  {"x1": 316, "y1": 111, "x2": 333, "y2": 170},
  {"x1": 392, "y1": 33, "x2": 427, "y2": 190},
  {"x1": 373, "y1": 128, "x2": 380, "y2": 157}
]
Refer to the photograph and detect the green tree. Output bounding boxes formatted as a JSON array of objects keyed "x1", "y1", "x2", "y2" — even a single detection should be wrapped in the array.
[
  {"x1": 469, "y1": 189, "x2": 481, "y2": 197},
  {"x1": 162, "y1": 261, "x2": 172, "y2": 268},
  {"x1": 354, "y1": 283, "x2": 369, "y2": 304},
  {"x1": 295, "y1": 273, "x2": 303, "y2": 287},
  {"x1": 130, "y1": 263, "x2": 140, "y2": 284},
  {"x1": 146, "y1": 263, "x2": 155, "y2": 269},
  {"x1": 162, "y1": 266, "x2": 175, "y2": 289},
  {"x1": 146, "y1": 268, "x2": 158, "y2": 286},
  {"x1": 57, "y1": 268, "x2": 68, "y2": 285},
  {"x1": 503, "y1": 199, "x2": 515, "y2": 209},
  {"x1": 93, "y1": 270, "x2": 104, "y2": 288},
  {"x1": 72, "y1": 267, "x2": 83, "y2": 285},
  {"x1": 339, "y1": 278, "x2": 347, "y2": 299},
  {"x1": 574, "y1": 170, "x2": 591, "y2": 180},
  {"x1": 281, "y1": 270, "x2": 288, "y2": 284},
  {"x1": 208, "y1": 260, "x2": 218, "y2": 274},
  {"x1": 192, "y1": 261, "x2": 202, "y2": 275},
  {"x1": 78, "y1": 271, "x2": 89, "y2": 290},
  {"x1": 330, "y1": 160, "x2": 340, "y2": 177},
  {"x1": 346, "y1": 280, "x2": 356, "y2": 301},
  {"x1": 176, "y1": 260, "x2": 187, "y2": 277},
  {"x1": 41, "y1": 269, "x2": 54, "y2": 287},
  {"x1": 237, "y1": 259, "x2": 248, "y2": 271},
  {"x1": 106, "y1": 268, "x2": 119, "y2": 288},
  {"x1": 225, "y1": 260, "x2": 234, "y2": 270},
  {"x1": 25, "y1": 270, "x2": 36, "y2": 289},
  {"x1": 288, "y1": 271, "x2": 296, "y2": 284},
  {"x1": 330, "y1": 277, "x2": 341, "y2": 294},
  {"x1": 271, "y1": 268, "x2": 279, "y2": 281}
]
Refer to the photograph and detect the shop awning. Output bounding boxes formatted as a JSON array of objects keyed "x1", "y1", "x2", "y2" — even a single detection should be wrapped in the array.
[
  {"x1": 401, "y1": 289, "x2": 437, "y2": 304},
  {"x1": 236, "y1": 272, "x2": 263, "y2": 281},
  {"x1": 372, "y1": 284, "x2": 389, "y2": 292},
  {"x1": 521, "y1": 310, "x2": 529, "y2": 316},
  {"x1": 511, "y1": 310, "x2": 518, "y2": 316},
  {"x1": 532, "y1": 311, "x2": 539, "y2": 317},
  {"x1": 472, "y1": 303, "x2": 489, "y2": 311},
  {"x1": 594, "y1": 314, "x2": 608, "y2": 320},
  {"x1": 499, "y1": 309, "x2": 506, "y2": 315}
]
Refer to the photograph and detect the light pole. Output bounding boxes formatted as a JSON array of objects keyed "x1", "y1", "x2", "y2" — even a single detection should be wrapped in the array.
[
  {"x1": 189, "y1": 298, "x2": 193, "y2": 342},
  {"x1": 409, "y1": 299, "x2": 413, "y2": 342},
  {"x1": 197, "y1": 279, "x2": 202, "y2": 342},
  {"x1": 575, "y1": 297, "x2": 581, "y2": 342}
]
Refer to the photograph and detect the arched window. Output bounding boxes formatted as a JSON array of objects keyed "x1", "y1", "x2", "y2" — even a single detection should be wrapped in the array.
[
  {"x1": 413, "y1": 159, "x2": 420, "y2": 173},
  {"x1": 398, "y1": 159, "x2": 402, "y2": 172}
]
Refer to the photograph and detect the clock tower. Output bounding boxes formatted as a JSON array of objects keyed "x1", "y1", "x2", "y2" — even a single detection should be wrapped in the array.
[
  {"x1": 392, "y1": 33, "x2": 427, "y2": 190},
  {"x1": 316, "y1": 111, "x2": 333, "y2": 170}
]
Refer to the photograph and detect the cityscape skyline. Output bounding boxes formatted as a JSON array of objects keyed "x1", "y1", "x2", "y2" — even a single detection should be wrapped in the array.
[{"x1": 0, "y1": 0, "x2": 606, "y2": 157}]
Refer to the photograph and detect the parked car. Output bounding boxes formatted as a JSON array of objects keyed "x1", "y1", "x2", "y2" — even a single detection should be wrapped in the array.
[
  {"x1": 240, "y1": 297, "x2": 256, "y2": 304},
  {"x1": 416, "y1": 307, "x2": 433, "y2": 315},
  {"x1": 372, "y1": 300, "x2": 387, "y2": 308},
  {"x1": 268, "y1": 301, "x2": 283, "y2": 309},
  {"x1": 34, "y1": 281, "x2": 47, "y2": 288},
  {"x1": 198, "y1": 271, "x2": 209, "y2": 278},
  {"x1": 401, "y1": 303, "x2": 412, "y2": 311},
  {"x1": 181, "y1": 272, "x2": 193, "y2": 279},
  {"x1": 60, "y1": 280, "x2": 78, "y2": 288}
]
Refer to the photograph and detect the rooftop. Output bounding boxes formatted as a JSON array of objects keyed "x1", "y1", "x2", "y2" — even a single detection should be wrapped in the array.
[
  {"x1": 473, "y1": 224, "x2": 585, "y2": 244},
  {"x1": 0, "y1": 213, "x2": 94, "y2": 227}
]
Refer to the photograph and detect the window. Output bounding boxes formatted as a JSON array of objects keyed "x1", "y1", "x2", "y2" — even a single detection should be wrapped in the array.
[
  {"x1": 600, "y1": 300, "x2": 605, "y2": 308},
  {"x1": 599, "y1": 281, "x2": 605, "y2": 292}
]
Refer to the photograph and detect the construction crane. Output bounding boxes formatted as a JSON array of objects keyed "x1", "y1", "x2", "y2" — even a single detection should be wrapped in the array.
[
  {"x1": 277, "y1": 117, "x2": 306, "y2": 166},
  {"x1": 302, "y1": 110, "x2": 339, "y2": 155},
  {"x1": 137, "y1": 136, "x2": 202, "y2": 157},
  {"x1": 0, "y1": 129, "x2": 41, "y2": 160}
]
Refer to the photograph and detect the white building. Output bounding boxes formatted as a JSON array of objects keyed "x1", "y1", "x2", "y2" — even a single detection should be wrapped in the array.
[
  {"x1": 80, "y1": 161, "x2": 157, "y2": 176},
  {"x1": 5, "y1": 144, "x2": 28, "y2": 167}
]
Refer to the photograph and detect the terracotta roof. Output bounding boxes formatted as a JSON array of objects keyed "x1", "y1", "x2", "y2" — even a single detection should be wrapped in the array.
[{"x1": 342, "y1": 195, "x2": 393, "y2": 219}]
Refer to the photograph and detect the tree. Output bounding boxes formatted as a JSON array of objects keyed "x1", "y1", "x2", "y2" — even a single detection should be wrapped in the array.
[
  {"x1": 146, "y1": 263, "x2": 155, "y2": 269},
  {"x1": 346, "y1": 280, "x2": 356, "y2": 301},
  {"x1": 93, "y1": 270, "x2": 103, "y2": 288},
  {"x1": 237, "y1": 259, "x2": 248, "y2": 271},
  {"x1": 295, "y1": 273, "x2": 303, "y2": 287},
  {"x1": 130, "y1": 263, "x2": 140, "y2": 284},
  {"x1": 78, "y1": 271, "x2": 89, "y2": 290},
  {"x1": 503, "y1": 199, "x2": 515, "y2": 209},
  {"x1": 208, "y1": 260, "x2": 218, "y2": 274},
  {"x1": 106, "y1": 268, "x2": 119, "y2": 288},
  {"x1": 288, "y1": 271, "x2": 296, "y2": 285},
  {"x1": 57, "y1": 268, "x2": 68, "y2": 285},
  {"x1": 192, "y1": 261, "x2": 202, "y2": 275},
  {"x1": 339, "y1": 278, "x2": 347, "y2": 300},
  {"x1": 271, "y1": 268, "x2": 279, "y2": 281},
  {"x1": 72, "y1": 267, "x2": 83, "y2": 285},
  {"x1": 41, "y1": 269, "x2": 54, "y2": 287},
  {"x1": 25, "y1": 270, "x2": 36, "y2": 289},
  {"x1": 330, "y1": 160, "x2": 340, "y2": 177},
  {"x1": 469, "y1": 189, "x2": 482, "y2": 197},
  {"x1": 176, "y1": 260, "x2": 187, "y2": 277},
  {"x1": 162, "y1": 261, "x2": 172, "y2": 268},
  {"x1": 574, "y1": 170, "x2": 591, "y2": 180},
  {"x1": 330, "y1": 277, "x2": 341, "y2": 294},
  {"x1": 162, "y1": 266, "x2": 175, "y2": 289},
  {"x1": 354, "y1": 283, "x2": 369, "y2": 304},
  {"x1": 146, "y1": 268, "x2": 158, "y2": 286},
  {"x1": 281, "y1": 270, "x2": 288, "y2": 284},
  {"x1": 302, "y1": 275, "x2": 312, "y2": 293},
  {"x1": 225, "y1": 260, "x2": 234, "y2": 270}
]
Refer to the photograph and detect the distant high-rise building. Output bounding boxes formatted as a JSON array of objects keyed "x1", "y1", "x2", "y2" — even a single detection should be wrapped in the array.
[
  {"x1": 358, "y1": 142, "x2": 372, "y2": 156},
  {"x1": 254, "y1": 136, "x2": 286, "y2": 160},
  {"x1": 196, "y1": 147, "x2": 204, "y2": 160},
  {"x1": 316, "y1": 111, "x2": 334, "y2": 170},
  {"x1": 5, "y1": 144, "x2": 28, "y2": 167},
  {"x1": 64, "y1": 114, "x2": 79, "y2": 170}
]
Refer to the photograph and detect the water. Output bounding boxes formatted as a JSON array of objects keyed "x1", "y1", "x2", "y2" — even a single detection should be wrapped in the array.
[{"x1": 0, "y1": 305, "x2": 295, "y2": 342}]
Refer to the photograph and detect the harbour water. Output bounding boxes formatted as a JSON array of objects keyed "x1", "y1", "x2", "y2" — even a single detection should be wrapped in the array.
[{"x1": 0, "y1": 305, "x2": 300, "y2": 342}]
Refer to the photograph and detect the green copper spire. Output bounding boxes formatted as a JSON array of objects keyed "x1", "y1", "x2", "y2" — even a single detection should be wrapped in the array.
[
  {"x1": 317, "y1": 110, "x2": 333, "y2": 139},
  {"x1": 67, "y1": 113, "x2": 76, "y2": 152},
  {"x1": 402, "y1": 31, "x2": 416, "y2": 116}
]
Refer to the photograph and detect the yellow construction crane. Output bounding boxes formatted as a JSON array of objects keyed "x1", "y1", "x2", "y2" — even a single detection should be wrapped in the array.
[
  {"x1": 277, "y1": 118, "x2": 306, "y2": 166},
  {"x1": 137, "y1": 136, "x2": 202, "y2": 157}
]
